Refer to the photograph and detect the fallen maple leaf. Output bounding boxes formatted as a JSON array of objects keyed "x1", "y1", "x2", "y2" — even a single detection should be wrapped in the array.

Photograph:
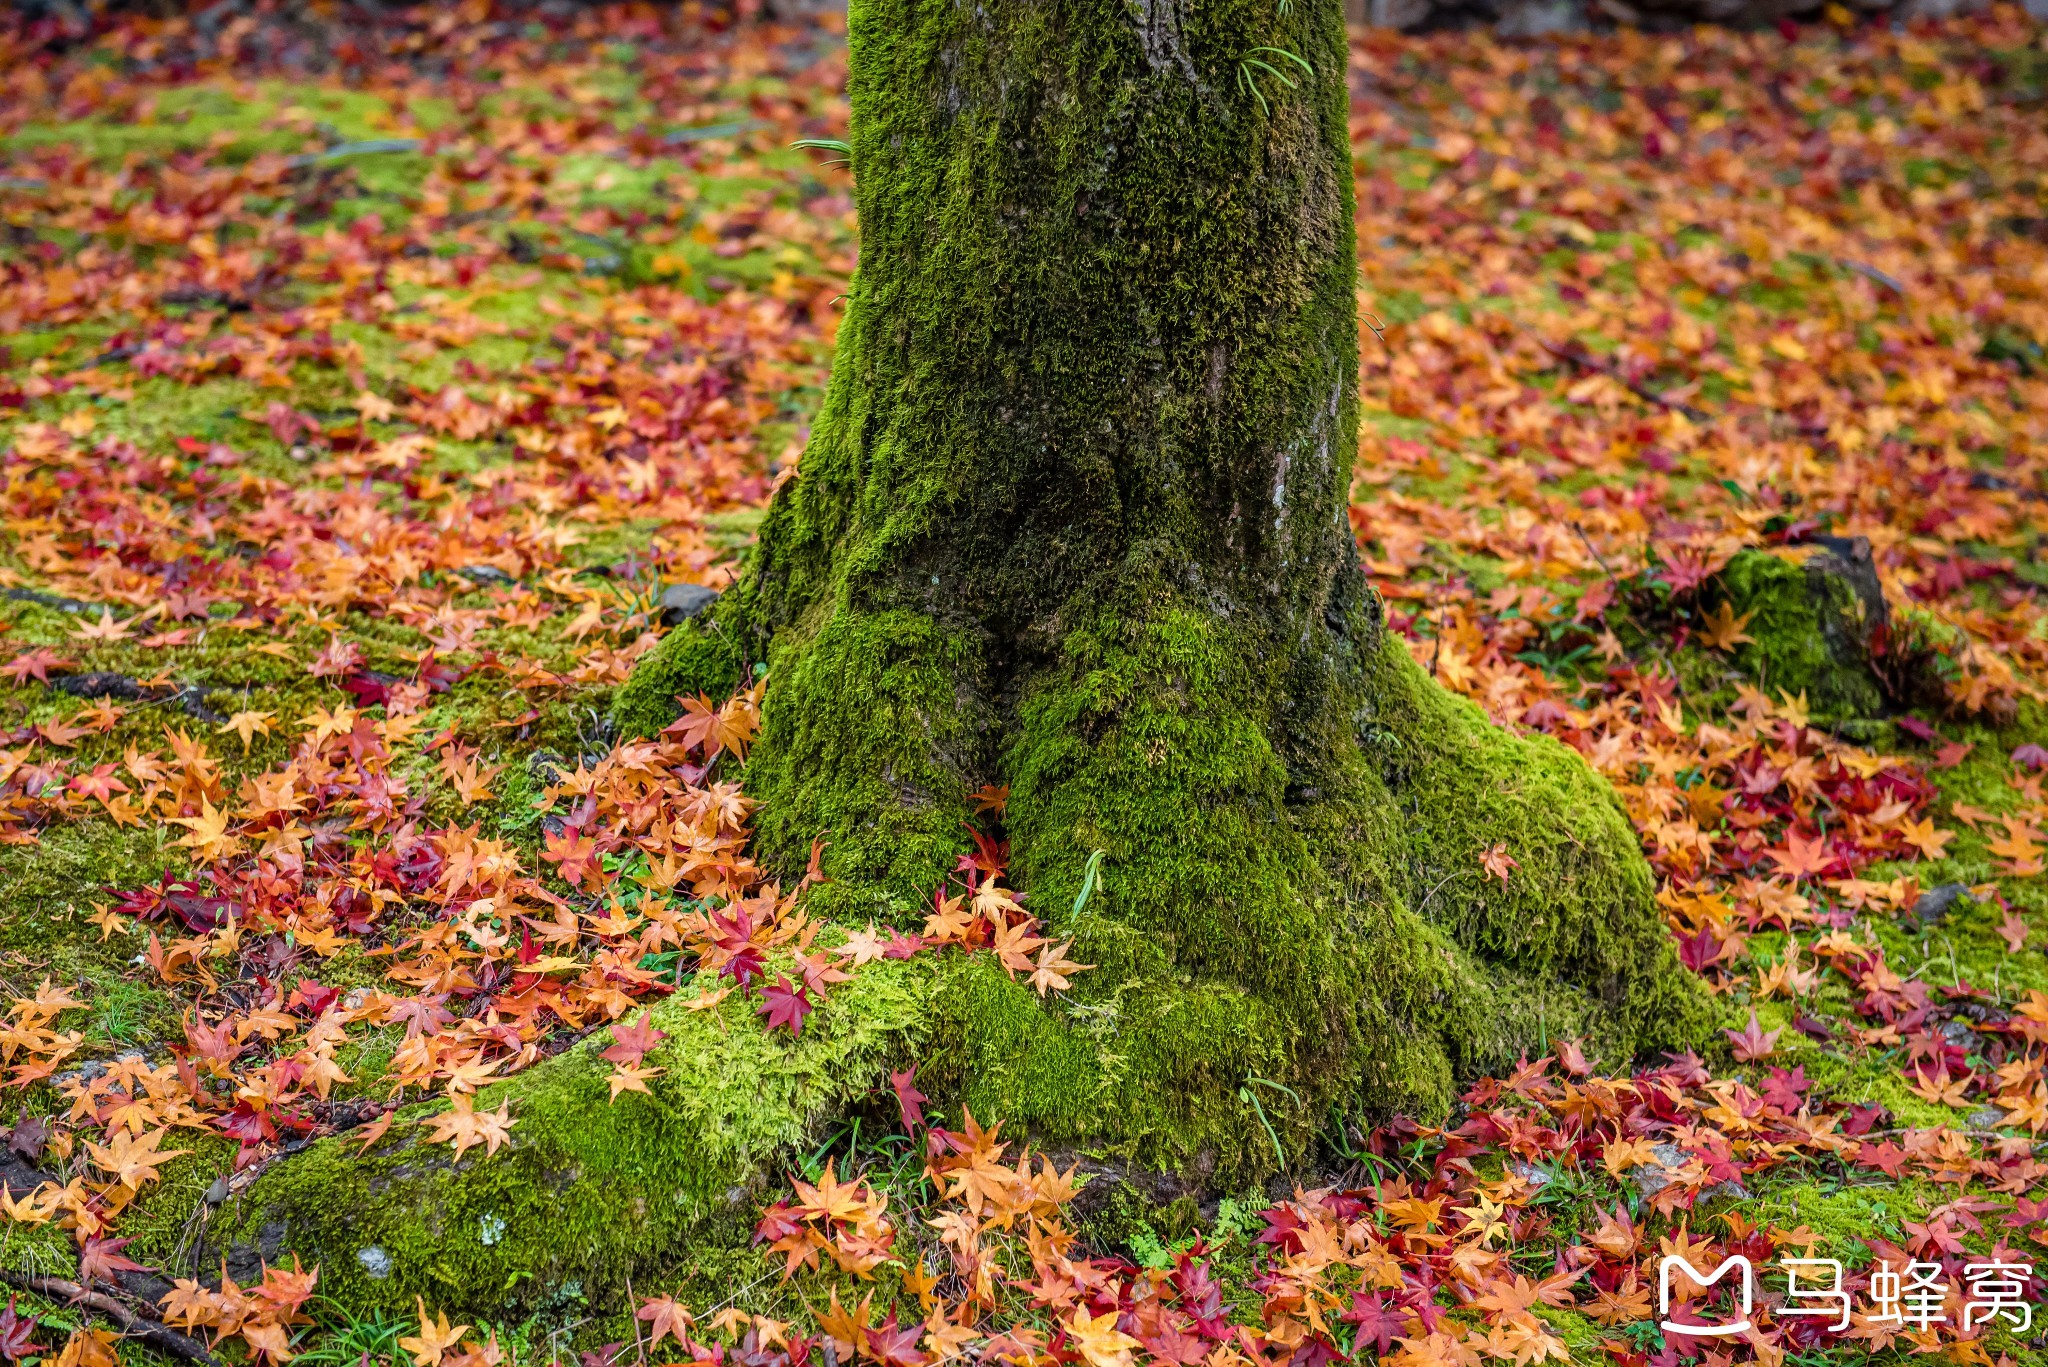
[
  {"x1": 1724, "y1": 1009, "x2": 1780, "y2": 1061},
  {"x1": 169, "y1": 798, "x2": 241, "y2": 863},
  {"x1": 637, "y1": 1296, "x2": 695, "y2": 1353},
  {"x1": 1767, "y1": 829, "x2": 1831, "y2": 881},
  {"x1": 1696, "y1": 600, "x2": 1755, "y2": 652},
  {"x1": 400, "y1": 1299, "x2": 468, "y2": 1367},
  {"x1": 353, "y1": 390, "x2": 398, "y2": 423},
  {"x1": 1997, "y1": 911, "x2": 2030, "y2": 953},
  {"x1": 1064, "y1": 1309, "x2": 1140, "y2": 1367},
  {"x1": 2, "y1": 648, "x2": 74, "y2": 685},
  {"x1": 891, "y1": 1066, "x2": 926, "y2": 1134},
  {"x1": 1479, "y1": 841, "x2": 1518, "y2": 885},
  {"x1": 600, "y1": 1012, "x2": 668, "y2": 1067},
  {"x1": 84, "y1": 1127, "x2": 190, "y2": 1189},
  {"x1": 77, "y1": 1234, "x2": 150, "y2": 1286},
  {"x1": 68, "y1": 608, "x2": 134, "y2": 643},
  {"x1": 757, "y1": 975, "x2": 811, "y2": 1037},
  {"x1": 1895, "y1": 817, "x2": 1954, "y2": 860},
  {"x1": 221, "y1": 710, "x2": 275, "y2": 751},
  {"x1": 0, "y1": 1297, "x2": 46, "y2": 1364},
  {"x1": 352, "y1": 1110, "x2": 396, "y2": 1156},
  {"x1": 1028, "y1": 940, "x2": 1092, "y2": 996},
  {"x1": 52, "y1": 1329, "x2": 117, "y2": 1367},
  {"x1": 420, "y1": 1095, "x2": 515, "y2": 1160},
  {"x1": 607, "y1": 1064, "x2": 664, "y2": 1100}
]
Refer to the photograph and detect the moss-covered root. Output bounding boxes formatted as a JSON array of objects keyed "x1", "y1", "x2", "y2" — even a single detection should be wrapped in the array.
[
  {"x1": 1359, "y1": 638, "x2": 1716, "y2": 1074},
  {"x1": 208, "y1": 960, "x2": 930, "y2": 1318},
  {"x1": 916, "y1": 624, "x2": 1710, "y2": 1181}
]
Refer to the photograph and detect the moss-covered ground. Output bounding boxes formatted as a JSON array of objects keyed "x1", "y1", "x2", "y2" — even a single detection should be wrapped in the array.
[{"x1": 0, "y1": 3, "x2": 2046, "y2": 1366}]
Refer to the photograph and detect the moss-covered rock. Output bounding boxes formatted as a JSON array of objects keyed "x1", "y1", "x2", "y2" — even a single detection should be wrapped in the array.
[
  {"x1": 1709, "y1": 540, "x2": 1891, "y2": 722},
  {"x1": 609, "y1": 610, "x2": 748, "y2": 742}
]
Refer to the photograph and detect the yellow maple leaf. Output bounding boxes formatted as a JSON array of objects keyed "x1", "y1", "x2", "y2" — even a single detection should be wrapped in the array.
[
  {"x1": 399, "y1": 1300, "x2": 469, "y2": 1367},
  {"x1": 85, "y1": 1127, "x2": 190, "y2": 1189},
  {"x1": 420, "y1": 1095, "x2": 515, "y2": 1160},
  {"x1": 1064, "y1": 1310, "x2": 1140, "y2": 1367},
  {"x1": 221, "y1": 710, "x2": 275, "y2": 751},
  {"x1": 169, "y1": 798, "x2": 241, "y2": 863},
  {"x1": 1697, "y1": 600, "x2": 1755, "y2": 652}
]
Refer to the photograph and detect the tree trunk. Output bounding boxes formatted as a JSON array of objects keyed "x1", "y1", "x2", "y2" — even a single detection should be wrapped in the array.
[
  {"x1": 625, "y1": 0, "x2": 1708, "y2": 1165},
  {"x1": 219, "y1": 0, "x2": 1707, "y2": 1317}
]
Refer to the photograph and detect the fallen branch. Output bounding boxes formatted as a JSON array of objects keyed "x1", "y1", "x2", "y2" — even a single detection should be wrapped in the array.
[{"x1": 0, "y1": 1269, "x2": 220, "y2": 1366}]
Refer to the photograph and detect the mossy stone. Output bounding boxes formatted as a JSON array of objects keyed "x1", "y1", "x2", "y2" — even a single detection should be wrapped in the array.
[{"x1": 1712, "y1": 542, "x2": 1889, "y2": 722}]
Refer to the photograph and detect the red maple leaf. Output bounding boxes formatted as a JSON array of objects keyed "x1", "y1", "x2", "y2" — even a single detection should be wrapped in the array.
[
  {"x1": 890, "y1": 1066, "x2": 926, "y2": 1133},
  {"x1": 540, "y1": 826, "x2": 601, "y2": 888},
  {"x1": 601, "y1": 1013, "x2": 668, "y2": 1067},
  {"x1": 757, "y1": 975, "x2": 811, "y2": 1037},
  {"x1": 1, "y1": 648, "x2": 74, "y2": 686},
  {"x1": 863, "y1": 1314, "x2": 927, "y2": 1367},
  {"x1": 0, "y1": 1297, "x2": 45, "y2": 1364},
  {"x1": 1856, "y1": 1140, "x2": 1909, "y2": 1176},
  {"x1": 1137, "y1": 1324, "x2": 1209, "y2": 1366},
  {"x1": 1767, "y1": 829, "x2": 1832, "y2": 881},
  {"x1": 78, "y1": 1235, "x2": 150, "y2": 1286},
  {"x1": 217, "y1": 1102, "x2": 279, "y2": 1145},
  {"x1": 309, "y1": 636, "x2": 366, "y2": 679},
  {"x1": 1341, "y1": 1293, "x2": 1408, "y2": 1358},
  {"x1": 1724, "y1": 1009, "x2": 1779, "y2": 1061}
]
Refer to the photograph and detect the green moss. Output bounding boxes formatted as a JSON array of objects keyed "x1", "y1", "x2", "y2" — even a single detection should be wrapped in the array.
[
  {"x1": 1866, "y1": 697, "x2": 2048, "y2": 934},
  {"x1": 0, "y1": 824, "x2": 175, "y2": 933},
  {"x1": 0, "y1": 1213, "x2": 79, "y2": 1280},
  {"x1": 1789, "y1": 1033, "x2": 1962, "y2": 1130},
  {"x1": 609, "y1": 613, "x2": 747, "y2": 742},
  {"x1": 217, "y1": 956, "x2": 931, "y2": 1317},
  {"x1": 119, "y1": 1132, "x2": 241, "y2": 1271},
  {"x1": 1741, "y1": 1176, "x2": 1935, "y2": 1263},
  {"x1": 743, "y1": 600, "x2": 989, "y2": 917},
  {"x1": 1358, "y1": 640, "x2": 1715, "y2": 1075},
  {"x1": 913, "y1": 627, "x2": 1709, "y2": 1180}
]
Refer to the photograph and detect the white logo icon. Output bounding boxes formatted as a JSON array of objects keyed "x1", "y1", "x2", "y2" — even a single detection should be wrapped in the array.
[{"x1": 1658, "y1": 1255, "x2": 1753, "y2": 1337}]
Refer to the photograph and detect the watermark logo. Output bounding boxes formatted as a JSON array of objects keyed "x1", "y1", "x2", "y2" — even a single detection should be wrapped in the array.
[
  {"x1": 1656, "y1": 1255, "x2": 2036, "y2": 1337},
  {"x1": 1658, "y1": 1256, "x2": 1752, "y2": 1337}
]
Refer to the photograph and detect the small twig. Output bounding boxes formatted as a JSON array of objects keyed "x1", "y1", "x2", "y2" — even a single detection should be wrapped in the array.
[
  {"x1": 1416, "y1": 867, "x2": 1465, "y2": 915},
  {"x1": 1568, "y1": 521, "x2": 1626, "y2": 606},
  {"x1": 1839, "y1": 258, "x2": 1905, "y2": 296},
  {"x1": 627, "y1": 1275, "x2": 646, "y2": 1365},
  {"x1": 1541, "y1": 339, "x2": 1710, "y2": 422},
  {"x1": 0, "y1": 1269, "x2": 220, "y2": 1365}
]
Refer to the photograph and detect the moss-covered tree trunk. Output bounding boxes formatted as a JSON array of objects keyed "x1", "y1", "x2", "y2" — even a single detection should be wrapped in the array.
[
  {"x1": 627, "y1": 0, "x2": 1710, "y2": 1157},
  {"x1": 221, "y1": 0, "x2": 1707, "y2": 1315}
]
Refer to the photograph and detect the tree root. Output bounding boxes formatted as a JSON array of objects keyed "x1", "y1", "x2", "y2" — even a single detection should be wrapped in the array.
[{"x1": 0, "y1": 1269, "x2": 220, "y2": 1366}]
